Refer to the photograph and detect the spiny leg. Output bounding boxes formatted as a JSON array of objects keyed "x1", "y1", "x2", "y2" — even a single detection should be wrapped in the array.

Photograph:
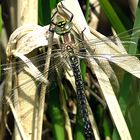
[{"x1": 60, "y1": 2, "x2": 73, "y2": 22}]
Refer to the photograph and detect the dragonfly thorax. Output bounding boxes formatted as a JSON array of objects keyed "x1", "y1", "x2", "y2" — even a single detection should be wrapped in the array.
[{"x1": 54, "y1": 19, "x2": 73, "y2": 35}]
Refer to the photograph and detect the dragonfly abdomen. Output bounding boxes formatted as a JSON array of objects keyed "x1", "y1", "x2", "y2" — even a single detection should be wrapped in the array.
[{"x1": 70, "y1": 55, "x2": 95, "y2": 140}]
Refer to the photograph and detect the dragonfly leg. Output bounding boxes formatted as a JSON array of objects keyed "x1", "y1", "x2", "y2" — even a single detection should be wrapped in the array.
[
  {"x1": 78, "y1": 28, "x2": 87, "y2": 56},
  {"x1": 85, "y1": 85, "x2": 107, "y2": 109},
  {"x1": 51, "y1": 8, "x2": 58, "y2": 23},
  {"x1": 60, "y1": 2, "x2": 73, "y2": 22},
  {"x1": 49, "y1": 7, "x2": 59, "y2": 32},
  {"x1": 49, "y1": 24, "x2": 54, "y2": 33},
  {"x1": 81, "y1": 27, "x2": 86, "y2": 39}
]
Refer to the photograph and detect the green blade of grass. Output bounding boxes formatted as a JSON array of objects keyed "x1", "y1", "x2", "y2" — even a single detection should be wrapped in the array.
[
  {"x1": 74, "y1": 107, "x2": 85, "y2": 140},
  {"x1": 85, "y1": 0, "x2": 90, "y2": 22},
  {"x1": 128, "y1": 0, "x2": 140, "y2": 54},
  {"x1": 50, "y1": 0, "x2": 61, "y2": 11},
  {"x1": 38, "y1": 0, "x2": 51, "y2": 25},
  {"x1": 98, "y1": 1, "x2": 136, "y2": 139},
  {"x1": 109, "y1": 0, "x2": 133, "y2": 30},
  {"x1": 119, "y1": 1, "x2": 140, "y2": 140},
  {"x1": 38, "y1": 0, "x2": 60, "y2": 25},
  {"x1": 38, "y1": 0, "x2": 61, "y2": 25},
  {"x1": 119, "y1": 0, "x2": 140, "y2": 117},
  {"x1": 48, "y1": 86, "x2": 65, "y2": 140},
  {"x1": 38, "y1": 1, "x2": 64, "y2": 139},
  {"x1": 98, "y1": 0, "x2": 127, "y2": 34},
  {"x1": 80, "y1": 0, "x2": 90, "y2": 81},
  {"x1": 111, "y1": 1, "x2": 140, "y2": 139}
]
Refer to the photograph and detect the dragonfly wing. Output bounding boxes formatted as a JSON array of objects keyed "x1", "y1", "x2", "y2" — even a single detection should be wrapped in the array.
[
  {"x1": 87, "y1": 33, "x2": 127, "y2": 56},
  {"x1": 89, "y1": 26, "x2": 140, "y2": 53},
  {"x1": 13, "y1": 52, "x2": 48, "y2": 84},
  {"x1": 109, "y1": 55, "x2": 140, "y2": 79},
  {"x1": 59, "y1": 1, "x2": 132, "y2": 139},
  {"x1": 84, "y1": 30, "x2": 140, "y2": 80},
  {"x1": 95, "y1": 59, "x2": 120, "y2": 93}
]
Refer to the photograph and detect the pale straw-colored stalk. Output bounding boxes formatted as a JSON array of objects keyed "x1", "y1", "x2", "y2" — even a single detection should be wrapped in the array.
[{"x1": 13, "y1": 0, "x2": 38, "y2": 140}]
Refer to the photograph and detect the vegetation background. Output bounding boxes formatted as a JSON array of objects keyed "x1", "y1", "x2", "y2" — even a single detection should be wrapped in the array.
[{"x1": 0, "y1": 0, "x2": 140, "y2": 140}]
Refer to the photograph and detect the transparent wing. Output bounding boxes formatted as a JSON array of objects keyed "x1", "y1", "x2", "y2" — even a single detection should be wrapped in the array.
[
  {"x1": 1, "y1": 26, "x2": 140, "y2": 105},
  {"x1": 0, "y1": 50, "x2": 72, "y2": 105}
]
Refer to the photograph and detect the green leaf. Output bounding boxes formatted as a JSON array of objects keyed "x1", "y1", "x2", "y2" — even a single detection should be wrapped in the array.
[
  {"x1": 118, "y1": 0, "x2": 140, "y2": 115},
  {"x1": 48, "y1": 86, "x2": 65, "y2": 140},
  {"x1": 85, "y1": 0, "x2": 90, "y2": 22},
  {"x1": 128, "y1": 1, "x2": 140, "y2": 54},
  {"x1": 98, "y1": 0, "x2": 127, "y2": 34},
  {"x1": 118, "y1": 1, "x2": 140, "y2": 140},
  {"x1": 50, "y1": 0, "x2": 61, "y2": 11},
  {"x1": 74, "y1": 107, "x2": 85, "y2": 140},
  {"x1": 109, "y1": 0, "x2": 133, "y2": 30},
  {"x1": 38, "y1": 0, "x2": 51, "y2": 25}
]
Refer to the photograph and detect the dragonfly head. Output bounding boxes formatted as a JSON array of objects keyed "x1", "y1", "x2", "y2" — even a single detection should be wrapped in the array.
[{"x1": 54, "y1": 18, "x2": 72, "y2": 35}]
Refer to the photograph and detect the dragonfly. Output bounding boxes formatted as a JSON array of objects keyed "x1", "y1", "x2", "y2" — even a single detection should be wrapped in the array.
[
  {"x1": 1, "y1": 2, "x2": 140, "y2": 140},
  {"x1": 49, "y1": 3, "x2": 95, "y2": 139}
]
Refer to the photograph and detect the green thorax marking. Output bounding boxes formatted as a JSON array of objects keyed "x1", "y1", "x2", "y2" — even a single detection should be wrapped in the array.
[{"x1": 54, "y1": 19, "x2": 73, "y2": 35}]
